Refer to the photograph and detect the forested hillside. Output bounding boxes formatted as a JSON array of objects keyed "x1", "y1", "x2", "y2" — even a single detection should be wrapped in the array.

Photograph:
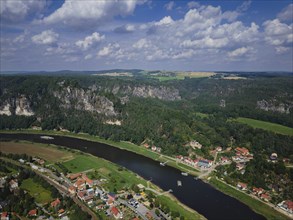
[{"x1": 0, "y1": 73, "x2": 292, "y2": 159}]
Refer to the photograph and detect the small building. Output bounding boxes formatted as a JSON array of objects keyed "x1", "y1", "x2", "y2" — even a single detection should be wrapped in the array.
[
  {"x1": 51, "y1": 198, "x2": 61, "y2": 209},
  {"x1": 107, "y1": 198, "x2": 114, "y2": 206},
  {"x1": 236, "y1": 163, "x2": 245, "y2": 171},
  {"x1": 235, "y1": 147, "x2": 249, "y2": 156},
  {"x1": 67, "y1": 173, "x2": 81, "y2": 181},
  {"x1": 197, "y1": 159, "x2": 212, "y2": 168},
  {"x1": 137, "y1": 184, "x2": 145, "y2": 190},
  {"x1": 74, "y1": 178, "x2": 85, "y2": 190},
  {"x1": 82, "y1": 174, "x2": 94, "y2": 187},
  {"x1": 252, "y1": 187, "x2": 264, "y2": 196},
  {"x1": 278, "y1": 200, "x2": 293, "y2": 214},
  {"x1": 260, "y1": 193, "x2": 271, "y2": 202},
  {"x1": 151, "y1": 146, "x2": 157, "y2": 151},
  {"x1": 220, "y1": 157, "x2": 230, "y2": 164},
  {"x1": 28, "y1": 209, "x2": 37, "y2": 217},
  {"x1": 58, "y1": 209, "x2": 65, "y2": 217},
  {"x1": 216, "y1": 146, "x2": 223, "y2": 152},
  {"x1": 111, "y1": 206, "x2": 122, "y2": 219},
  {"x1": 108, "y1": 193, "x2": 116, "y2": 201},
  {"x1": 9, "y1": 179, "x2": 18, "y2": 191},
  {"x1": 19, "y1": 159, "x2": 25, "y2": 163},
  {"x1": 68, "y1": 186, "x2": 76, "y2": 195},
  {"x1": 1, "y1": 212, "x2": 9, "y2": 220},
  {"x1": 143, "y1": 143, "x2": 150, "y2": 149},
  {"x1": 237, "y1": 182, "x2": 247, "y2": 191},
  {"x1": 270, "y1": 153, "x2": 278, "y2": 161}
]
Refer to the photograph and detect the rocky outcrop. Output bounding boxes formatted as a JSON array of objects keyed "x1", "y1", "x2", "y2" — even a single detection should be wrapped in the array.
[
  {"x1": 256, "y1": 100, "x2": 291, "y2": 114},
  {"x1": 110, "y1": 85, "x2": 181, "y2": 101},
  {"x1": 0, "y1": 96, "x2": 34, "y2": 116},
  {"x1": 53, "y1": 87, "x2": 116, "y2": 116}
]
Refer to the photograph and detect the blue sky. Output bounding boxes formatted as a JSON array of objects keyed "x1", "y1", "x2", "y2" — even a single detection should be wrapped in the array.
[{"x1": 0, "y1": 0, "x2": 292, "y2": 71}]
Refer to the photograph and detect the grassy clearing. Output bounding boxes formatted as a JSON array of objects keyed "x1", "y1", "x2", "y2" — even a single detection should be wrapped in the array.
[
  {"x1": 195, "y1": 112, "x2": 209, "y2": 118},
  {"x1": 157, "y1": 195, "x2": 206, "y2": 220},
  {"x1": 62, "y1": 154, "x2": 156, "y2": 192},
  {"x1": 21, "y1": 178, "x2": 52, "y2": 204},
  {"x1": 0, "y1": 141, "x2": 74, "y2": 162},
  {"x1": 209, "y1": 177, "x2": 290, "y2": 220},
  {"x1": 234, "y1": 117, "x2": 293, "y2": 136}
]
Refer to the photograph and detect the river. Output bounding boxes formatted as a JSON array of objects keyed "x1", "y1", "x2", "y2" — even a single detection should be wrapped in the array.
[{"x1": 0, "y1": 133, "x2": 266, "y2": 220}]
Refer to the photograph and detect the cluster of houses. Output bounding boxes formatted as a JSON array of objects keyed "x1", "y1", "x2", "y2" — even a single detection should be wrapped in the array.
[
  {"x1": 176, "y1": 155, "x2": 213, "y2": 169},
  {"x1": 143, "y1": 143, "x2": 161, "y2": 153},
  {"x1": 66, "y1": 172, "x2": 123, "y2": 219},
  {"x1": 231, "y1": 147, "x2": 254, "y2": 174},
  {"x1": 237, "y1": 182, "x2": 272, "y2": 202}
]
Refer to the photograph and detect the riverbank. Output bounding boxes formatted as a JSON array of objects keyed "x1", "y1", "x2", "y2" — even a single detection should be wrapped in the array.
[
  {"x1": 0, "y1": 137, "x2": 205, "y2": 220},
  {"x1": 0, "y1": 129, "x2": 200, "y2": 176},
  {"x1": 208, "y1": 177, "x2": 291, "y2": 220},
  {"x1": 0, "y1": 129, "x2": 280, "y2": 219}
]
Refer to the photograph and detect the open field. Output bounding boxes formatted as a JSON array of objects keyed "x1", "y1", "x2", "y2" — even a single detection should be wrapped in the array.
[
  {"x1": 151, "y1": 72, "x2": 215, "y2": 81},
  {"x1": 0, "y1": 141, "x2": 74, "y2": 162},
  {"x1": 234, "y1": 117, "x2": 293, "y2": 136},
  {"x1": 209, "y1": 177, "x2": 290, "y2": 220},
  {"x1": 21, "y1": 178, "x2": 52, "y2": 204}
]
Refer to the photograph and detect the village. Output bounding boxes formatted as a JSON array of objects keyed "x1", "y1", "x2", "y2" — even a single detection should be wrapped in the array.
[{"x1": 0, "y1": 153, "x2": 172, "y2": 220}]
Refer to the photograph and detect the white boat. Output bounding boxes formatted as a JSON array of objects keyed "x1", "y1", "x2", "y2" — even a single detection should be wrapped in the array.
[
  {"x1": 160, "y1": 162, "x2": 165, "y2": 166},
  {"x1": 181, "y1": 172, "x2": 188, "y2": 176},
  {"x1": 177, "y1": 180, "x2": 182, "y2": 186},
  {"x1": 40, "y1": 136, "x2": 54, "y2": 140}
]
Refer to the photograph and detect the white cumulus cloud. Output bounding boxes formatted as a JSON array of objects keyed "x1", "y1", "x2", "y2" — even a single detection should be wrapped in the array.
[
  {"x1": 31, "y1": 30, "x2": 59, "y2": 45},
  {"x1": 41, "y1": 0, "x2": 143, "y2": 28},
  {"x1": 75, "y1": 32, "x2": 105, "y2": 50},
  {"x1": 0, "y1": 0, "x2": 46, "y2": 22}
]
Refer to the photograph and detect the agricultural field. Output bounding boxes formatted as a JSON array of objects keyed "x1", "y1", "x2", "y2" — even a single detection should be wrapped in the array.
[
  {"x1": 21, "y1": 178, "x2": 53, "y2": 204},
  {"x1": 234, "y1": 117, "x2": 293, "y2": 136},
  {"x1": 150, "y1": 71, "x2": 215, "y2": 81},
  {"x1": 0, "y1": 141, "x2": 74, "y2": 162}
]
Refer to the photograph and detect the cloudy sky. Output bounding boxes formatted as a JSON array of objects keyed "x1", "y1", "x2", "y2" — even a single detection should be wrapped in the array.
[{"x1": 0, "y1": 0, "x2": 292, "y2": 71}]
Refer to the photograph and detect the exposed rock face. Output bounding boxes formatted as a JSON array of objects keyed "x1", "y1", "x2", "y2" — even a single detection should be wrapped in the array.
[
  {"x1": 0, "y1": 96, "x2": 34, "y2": 116},
  {"x1": 256, "y1": 100, "x2": 291, "y2": 114},
  {"x1": 111, "y1": 85, "x2": 181, "y2": 101},
  {"x1": 53, "y1": 87, "x2": 116, "y2": 116},
  {"x1": 0, "y1": 103, "x2": 11, "y2": 116}
]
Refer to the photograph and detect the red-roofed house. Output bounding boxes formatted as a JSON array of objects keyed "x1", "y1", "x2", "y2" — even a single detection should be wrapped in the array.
[
  {"x1": 67, "y1": 173, "x2": 81, "y2": 181},
  {"x1": 284, "y1": 200, "x2": 293, "y2": 214},
  {"x1": 111, "y1": 206, "x2": 122, "y2": 219},
  {"x1": 107, "y1": 199, "x2": 114, "y2": 206},
  {"x1": 260, "y1": 193, "x2": 271, "y2": 202},
  {"x1": 1, "y1": 212, "x2": 9, "y2": 220},
  {"x1": 58, "y1": 209, "x2": 65, "y2": 217},
  {"x1": 237, "y1": 182, "x2": 247, "y2": 191},
  {"x1": 252, "y1": 187, "x2": 264, "y2": 196},
  {"x1": 82, "y1": 174, "x2": 94, "y2": 187},
  {"x1": 51, "y1": 198, "x2": 61, "y2": 208},
  {"x1": 28, "y1": 209, "x2": 37, "y2": 217},
  {"x1": 68, "y1": 186, "x2": 76, "y2": 195},
  {"x1": 74, "y1": 178, "x2": 86, "y2": 190},
  {"x1": 235, "y1": 147, "x2": 249, "y2": 156}
]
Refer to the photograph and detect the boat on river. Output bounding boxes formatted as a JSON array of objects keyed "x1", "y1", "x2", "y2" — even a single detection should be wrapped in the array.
[
  {"x1": 181, "y1": 172, "x2": 188, "y2": 176},
  {"x1": 177, "y1": 180, "x2": 182, "y2": 186},
  {"x1": 40, "y1": 135, "x2": 54, "y2": 140}
]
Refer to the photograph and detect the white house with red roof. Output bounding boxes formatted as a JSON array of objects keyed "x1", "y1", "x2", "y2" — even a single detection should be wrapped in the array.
[{"x1": 111, "y1": 206, "x2": 122, "y2": 219}]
